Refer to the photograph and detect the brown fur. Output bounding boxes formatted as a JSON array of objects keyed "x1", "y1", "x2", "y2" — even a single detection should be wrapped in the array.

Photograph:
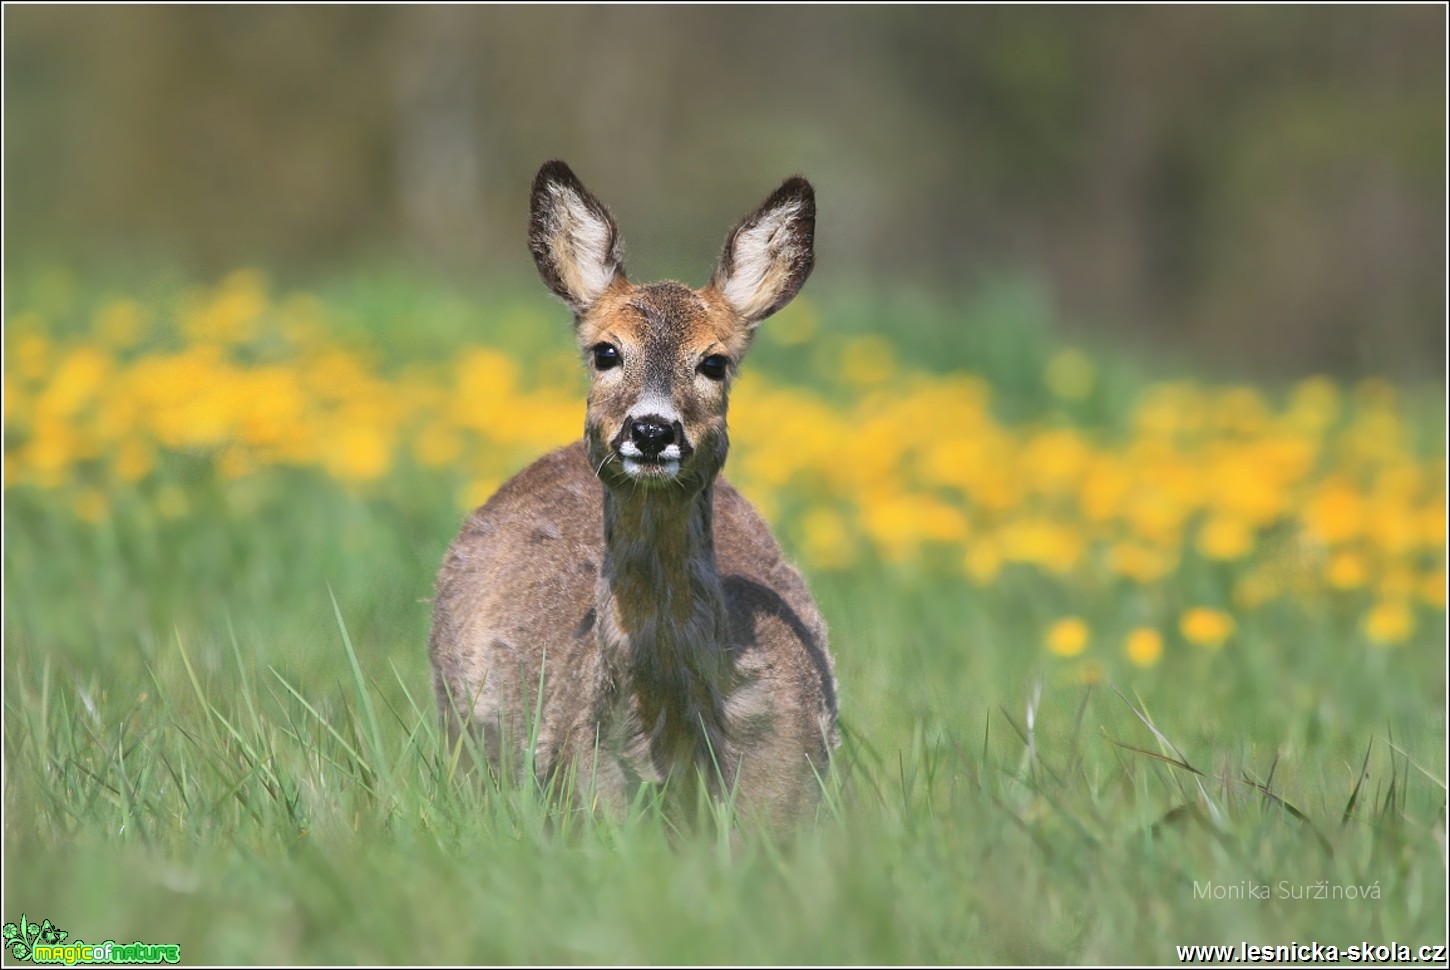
[{"x1": 429, "y1": 161, "x2": 836, "y2": 832}]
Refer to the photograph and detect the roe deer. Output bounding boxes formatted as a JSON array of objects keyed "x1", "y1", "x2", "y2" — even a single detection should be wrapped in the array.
[{"x1": 429, "y1": 160, "x2": 838, "y2": 831}]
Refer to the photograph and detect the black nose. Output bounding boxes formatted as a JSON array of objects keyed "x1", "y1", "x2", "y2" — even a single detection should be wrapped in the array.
[{"x1": 629, "y1": 416, "x2": 675, "y2": 458}]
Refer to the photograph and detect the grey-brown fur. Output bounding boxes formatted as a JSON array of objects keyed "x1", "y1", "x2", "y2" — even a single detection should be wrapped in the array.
[{"x1": 429, "y1": 161, "x2": 837, "y2": 832}]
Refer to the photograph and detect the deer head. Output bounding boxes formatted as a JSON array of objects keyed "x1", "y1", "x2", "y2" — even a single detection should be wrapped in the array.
[{"x1": 528, "y1": 160, "x2": 815, "y2": 498}]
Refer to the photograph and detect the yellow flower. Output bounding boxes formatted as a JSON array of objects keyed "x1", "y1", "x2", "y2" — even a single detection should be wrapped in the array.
[
  {"x1": 1124, "y1": 492, "x2": 1187, "y2": 548},
  {"x1": 25, "y1": 417, "x2": 75, "y2": 480},
  {"x1": 1180, "y1": 607, "x2": 1235, "y2": 649},
  {"x1": 322, "y1": 425, "x2": 390, "y2": 483},
  {"x1": 1197, "y1": 515, "x2": 1253, "y2": 560},
  {"x1": 963, "y1": 538, "x2": 1002, "y2": 586},
  {"x1": 1420, "y1": 569, "x2": 1446, "y2": 610},
  {"x1": 1207, "y1": 453, "x2": 1286, "y2": 525},
  {"x1": 1107, "y1": 541, "x2": 1177, "y2": 584},
  {"x1": 1211, "y1": 387, "x2": 1269, "y2": 435},
  {"x1": 1000, "y1": 516, "x2": 1082, "y2": 574},
  {"x1": 1023, "y1": 428, "x2": 1090, "y2": 496},
  {"x1": 113, "y1": 439, "x2": 154, "y2": 483},
  {"x1": 1366, "y1": 500, "x2": 1419, "y2": 557},
  {"x1": 413, "y1": 423, "x2": 463, "y2": 468},
  {"x1": 1363, "y1": 600, "x2": 1414, "y2": 646},
  {"x1": 182, "y1": 269, "x2": 268, "y2": 344},
  {"x1": 1303, "y1": 480, "x2": 1364, "y2": 545},
  {"x1": 1080, "y1": 457, "x2": 1130, "y2": 522},
  {"x1": 458, "y1": 478, "x2": 499, "y2": 512},
  {"x1": 1124, "y1": 628, "x2": 1163, "y2": 667},
  {"x1": 1046, "y1": 617, "x2": 1089, "y2": 657},
  {"x1": 1234, "y1": 568, "x2": 1281, "y2": 610},
  {"x1": 218, "y1": 445, "x2": 256, "y2": 481},
  {"x1": 1377, "y1": 566, "x2": 1418, "y2": 601},
  {"x1": 38, "y1": 347, "x2": 113, "y2": 418},
  {"x1": 859, "y1": 493, "x2": 936, "y2": 563},
  {"x1": 1418, "y1": 504, "x2": 1446, "y2": 548},
  {"x1": 1287, "y1": 376, "x2": 1341, "y2": 430},
  {"x1": 1326, "y1": 550, "x2": 1369, "y2": 590},
  {"x1": 914, "y1": 497, "x2": 970, "y2": 544}
]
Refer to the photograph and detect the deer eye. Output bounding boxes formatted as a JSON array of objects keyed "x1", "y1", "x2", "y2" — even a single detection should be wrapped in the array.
[
  {"x1": 592, "y1": 343, "x2": 621, "y2": 370},
  {"x1": 699, "y1": 354, "x2": 730, "y2": 381}
]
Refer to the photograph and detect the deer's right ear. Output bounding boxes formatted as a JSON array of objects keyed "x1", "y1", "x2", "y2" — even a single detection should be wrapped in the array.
[
  {"x1": 529, "y1": 161, "x2": 625, "y2": 313},
  {"x1": 708, "y1": 176, "x2": 815, "y2": 326}
]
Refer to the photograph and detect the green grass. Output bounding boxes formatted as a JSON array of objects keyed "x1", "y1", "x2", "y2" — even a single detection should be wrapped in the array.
[{"x1": 4, "y1": 274, "x2": 1446, "y2": 964}]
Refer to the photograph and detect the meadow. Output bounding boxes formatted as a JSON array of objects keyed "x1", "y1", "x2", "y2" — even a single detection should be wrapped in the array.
[{"x1": 3, "y1": 267, "x2": 1445, "y2": 963}]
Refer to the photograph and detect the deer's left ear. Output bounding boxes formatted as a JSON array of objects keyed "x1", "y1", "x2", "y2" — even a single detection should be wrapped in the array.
[{"x1": 707, "y1": 177, "x2": 815, "y2": 326}]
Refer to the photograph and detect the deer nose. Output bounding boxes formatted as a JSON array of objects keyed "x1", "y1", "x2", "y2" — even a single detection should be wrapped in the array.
[{"x1": 629, "y1": 416, "x2": 675, "y2": 457}]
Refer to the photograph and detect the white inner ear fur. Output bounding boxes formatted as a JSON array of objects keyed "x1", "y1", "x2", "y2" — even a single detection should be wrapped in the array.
[
  {"x1": 720, "y1": 199, "x2": 804, "y2": 323},
  {"x1": 547, "y1": 183, "x2": 618, "y2": 307}
]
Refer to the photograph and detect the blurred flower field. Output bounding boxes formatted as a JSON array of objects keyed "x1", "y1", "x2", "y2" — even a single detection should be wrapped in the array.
[{"x1": 5, "y1": 269, "x2": 1445, "y2": 666}]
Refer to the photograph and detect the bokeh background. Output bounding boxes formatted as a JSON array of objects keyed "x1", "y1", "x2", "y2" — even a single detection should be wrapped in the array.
[
  {"x1": 3, "y1": 7, "x2": 1446, "y2": 963},
  {"x1": 6, "y1": 5, "x2": 1445, "y2": 376}
]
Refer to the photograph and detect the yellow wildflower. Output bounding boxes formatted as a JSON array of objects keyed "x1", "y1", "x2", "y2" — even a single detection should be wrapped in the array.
[
  {"x1": 1107, "y1": 541, "x2": 1177, "y2": 584},
  {"x1": 1124, "y1": 628, "x2": 1163, "y2": 667},
  {"x1": 1419, "y1": 570, "x2": 1445, "y2": 609},
  {"x1": 1000, "y1": 516, "x2": 1082, "y2": 574},
  {"x1": 113, "y1": 439, "x2": 154, "y2": 483},
  {"x1": 1197, "y1": 515, "x2": 1254, "y2": 561},
  {"x1": 182, "y1": 269, "x2": 267, "y2": 344},
  {"x1": 1303, "y1": 480, "x2": 1364, "y2": 545},
  {"x1": 1287, "y1": 376, "x2": 1340, "y2": 430},
  {"x1": 322, "y1": 426, "x2": 390, "y2": 483},
  {"x1": 1363, "y1": 600, "x2": 1414, "y2": 646},
  {"x1": 962, "y1": 538, "x2": 1002, "y2": 585},
  {"x1": 218, "y1": 445, "x2": 256, "y2": 481},
  {"x1": 38, "y1": 347, "x2": 113, "y2": 418},
  {"x1": 459, "y1": 478, "x2": 499, "y2": 512},
  {"x1": 1046, "y1": 617, "x2": 1089, "y2": 657},
  {"x1": 1325, "y1": 550, "x2": 1369, "y2": 590},
  {"x1": 1234, "y1": 568, "x2": 1281, "y2": 610},
  {"x1": 413, "y1": 423, "x2": 463, "y2": 469},
  {"x1": 1180, "y1": 607, "x2": 1235, "y2": 649}
]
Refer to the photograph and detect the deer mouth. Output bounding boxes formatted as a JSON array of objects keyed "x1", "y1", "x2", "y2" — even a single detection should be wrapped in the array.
[
  {"x1": 618, "y1": 440, "x2": 688, "y2": 481},
  {"x1": 620, "y1": 454, "x2": 682, "y2": 479}
]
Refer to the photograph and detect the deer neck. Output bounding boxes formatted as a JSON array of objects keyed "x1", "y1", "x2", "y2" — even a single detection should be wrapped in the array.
[{"x1": 597, "y1": 481, "x2": 732, "y2": 772}]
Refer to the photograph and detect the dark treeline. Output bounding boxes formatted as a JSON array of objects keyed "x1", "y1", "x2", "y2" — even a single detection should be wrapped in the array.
[{"x1": 4, "y1": 6, "x2": 1444, "y2": 377}]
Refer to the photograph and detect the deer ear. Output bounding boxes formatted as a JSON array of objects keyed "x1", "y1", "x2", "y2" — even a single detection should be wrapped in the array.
[
  {"x1": 708, "y1": 177, "x2": 815, "y2": 325},
  {"x1": 529, "y1": 161, "x2": 625, "y2": 312}
]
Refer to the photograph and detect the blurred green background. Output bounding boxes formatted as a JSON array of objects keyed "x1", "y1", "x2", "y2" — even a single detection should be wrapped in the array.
[{"x1": 5, "y1": 5, "x2": 1444, "y2": 376}]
